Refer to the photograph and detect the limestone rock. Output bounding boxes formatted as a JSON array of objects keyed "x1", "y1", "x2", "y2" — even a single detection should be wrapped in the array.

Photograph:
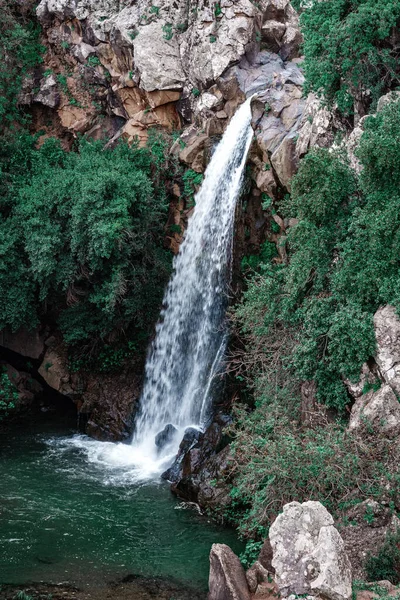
[
  {"x1": 270, "y1": 134, "x2": 298, "y2": 190},
  {"x1": 344, "y1": 362, "x2": 378, "y2": 399},
  {"x1": 34, "y1": 74, "x2": 60, "y2": 108},
  {"x1": 269, "y1": 501, "x2": 352, "y2": 600},
  {"x1": 208, "y1": 544, "x2": 251, "y2": 600},
  {"x1": 374, "y1": 305, "x2": 400, "y2": 395},
  {"x1": 296, "y1": 93, "x2": 334, "y2": 159},
  {"x1": 39, "y1": 347, "x2": 74, "y2": 396},
  {"x1": 348, "y1": 384, "x2": 400, "y2": 438},
  {"x1": 133, "y1": 22, "x2": 186, "y2": 91},
  {"x1": 58, "y1": 104, "x2": 93, "y2": 133},
  {"x1": 377, "y1": 91, "x2": 400, "y2": 112},
  {"x1": 246, "y1": 560, "x2": 271, "y2": 593}
]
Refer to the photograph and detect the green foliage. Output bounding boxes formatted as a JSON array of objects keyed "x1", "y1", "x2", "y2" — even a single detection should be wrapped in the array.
[
  {"x1": 87, "y1": 55, "x2": 101, "y2": 67},
  {"x1": 239, "y1": 540, "x2": 264, "y2": 569},
  {"x1": 162, "y1": 23, "x2": 173, "y2": 41},
  {"x1": 224, "y1": 388, "x2": 397, "y2": 537},
  {"x1": 228, "y1": 99, "x2": 400, "y2": 536},
  {"x1": 235, "y1": 100, "x2": 400, "y2": 411},
  {"x1": 192, "y1": 88, "x2": 201, "y2": 97},
  {"x1": 0, "y1": 0, "x2": 44, "y2": 128},
  {"x1": 182, "y1": 169, "x2": 203, "y2": 206},
  {"x1": 365, "y1": 529, "x2": 400, "y2": 583},
  {"x1": 300, "y1": 0, "x2": 400, "y2": 114},
  {"x1": 241, "y1": 241, "x2": 277, "y2": 274},
  {"x1": 0, "y1": 133, "x2": 175, "y2": 360},
  {"x1": 0, "y1": 369, "x2": 18, "y2": 420}
]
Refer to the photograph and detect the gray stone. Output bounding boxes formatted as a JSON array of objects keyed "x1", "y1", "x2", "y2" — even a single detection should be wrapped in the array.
[
  {"x1": 374, "y1": 305, "x2": 400, "y2": 395},
  {"x1": 269, "y1": 501, "x2": 352, "y2": 600},
  {"x1": 348, "y1": 384, "x2": 400, "y2": 438},
  {"x1": 34, "y1": 74, "x2": 60, "y2": 108},
  {"x1": 208, "y1": 543, "x2": 251, "y2": 600}
]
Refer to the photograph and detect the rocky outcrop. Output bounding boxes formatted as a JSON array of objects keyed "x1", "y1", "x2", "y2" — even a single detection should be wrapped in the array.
[
  {"x1": 339, "y1": 501, "x2": 400, "y2": 580},
  {"x1": 348, "y1": 384, "x2": 400, "y2": 438},
  {"x1": 269, "y1": 501, "x2": 352, "y2": 600},
  {"x1": 374, "y1": 305, "x2": 400, "y2": 395},
  {"x1": 208, "y1": 544, "x2": 251, "y2": 600},
  {"x1": 0, "y1": 326, "x2": 46, "y2": 360}
]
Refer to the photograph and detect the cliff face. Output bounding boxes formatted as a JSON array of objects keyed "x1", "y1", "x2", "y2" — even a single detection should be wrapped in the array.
[
  {"x1": 5, "y1": 0, "x2": 313, "y2": 436},
  {"x1": 26, "y1": 0, "x2": 314, "y2": 188}
]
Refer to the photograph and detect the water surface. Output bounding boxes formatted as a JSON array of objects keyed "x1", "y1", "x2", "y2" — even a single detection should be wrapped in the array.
[{"x1": 0, "y1": 419, "x2": 242, "y2": 591}]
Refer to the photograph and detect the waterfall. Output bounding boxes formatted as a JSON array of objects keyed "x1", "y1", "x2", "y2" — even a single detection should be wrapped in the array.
[{"x1": 129, "y1": 97, "x2": 255, "y2": 476}]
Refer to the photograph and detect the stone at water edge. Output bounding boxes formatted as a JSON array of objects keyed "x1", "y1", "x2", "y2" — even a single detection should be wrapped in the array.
[
  {"x1": 269, "y1": 500, "x2": 352, "y2": 600},
  {"x1": 154, "y1": 423, "x2": 178, "y2": 450},
  {"x1": 208, "y1": 543, "x2": 251, "y2": 600}
]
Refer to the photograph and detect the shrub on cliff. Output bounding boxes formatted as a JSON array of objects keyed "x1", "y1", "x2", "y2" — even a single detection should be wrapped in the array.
[
  {"x1": 300, "y1": 0, "x2": 400, "y2": 115},
  {"x1": 0, "y1": 134, "x2": 173, "y2": 357},
  {"x1": 0, "y1": 0, "x2": 44, "y2": 128},
  {"x1": 236, "y1": 100, "x2": 400, "y2": 412},
  {"x1": 226, "y1": 99, "x2": 400, "y2": 536}
]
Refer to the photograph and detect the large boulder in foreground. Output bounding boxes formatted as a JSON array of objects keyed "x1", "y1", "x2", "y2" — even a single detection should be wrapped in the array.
[
  {"x1": 269, "y1": 501, "x2": 352, "y2": 600},
  {"x1": 208, "y1": 544, "x2": 251, "y2": 600}
]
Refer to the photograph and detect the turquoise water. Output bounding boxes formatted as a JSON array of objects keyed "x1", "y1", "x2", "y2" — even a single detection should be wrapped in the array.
[{"x1": 0, "y1": 419, "x2": 242, "y2": 591}]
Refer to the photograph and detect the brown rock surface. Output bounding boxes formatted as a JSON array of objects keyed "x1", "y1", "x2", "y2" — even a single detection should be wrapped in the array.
[{"x1": 208, "y1": 544, "x2": 251, "y2": 600}]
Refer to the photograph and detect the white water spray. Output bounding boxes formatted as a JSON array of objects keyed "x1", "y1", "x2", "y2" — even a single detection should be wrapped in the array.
[
  {"x1": 129, "y1": 97, "x2": 255, "y2": 476},
  {"x1": 67, "y1": 98, "x2": 254, "y2": 481}
]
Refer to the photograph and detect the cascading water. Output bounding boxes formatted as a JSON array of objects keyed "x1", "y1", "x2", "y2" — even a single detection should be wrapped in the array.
[
  {"x1": 61, "y1": 98, "x2": 254, "y2": 481},
  {"x1": 129, "y1": 97, "x2": 255, "y2": 476}
]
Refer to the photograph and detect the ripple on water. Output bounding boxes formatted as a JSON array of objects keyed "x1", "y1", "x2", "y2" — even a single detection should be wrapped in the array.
[{"x1": 0, "y1": 426, "x2": 243, "y2": 590}]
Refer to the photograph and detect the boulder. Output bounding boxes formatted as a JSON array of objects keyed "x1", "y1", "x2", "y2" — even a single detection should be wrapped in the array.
[
  {"x1": 245, "y1": 560, "x2": 271, "y2": 593},
  {"x1": 155, "y1": 423, "x2": 178, "y2": 450},
  {"x1": 269, "y1": 501, "x2": 352, "y2": 600},
  {"x1": 162, "y1": 426, "x2": 202, "y2": 482},
  {"x1": 208, "y1": 544, "x2": 251, "y2": 600},
  {"x1": 0, "y1": 327, "x2": 46, "y2": 360},
  {"x1": 39, "y1": 347, "x2": 74, "y2": 396},
  {"x1": 348, "y1": 384, "x2": 400, "y2": 438},
  {"x1": 34, "y1": 74, "x2": 60, "y2": 108},
  {"x1": 374, "y1": 305, "x2": 400, "y2": 395},
  {"x1": 133, "y1": 22, "x2": 186, "y2": 91}
]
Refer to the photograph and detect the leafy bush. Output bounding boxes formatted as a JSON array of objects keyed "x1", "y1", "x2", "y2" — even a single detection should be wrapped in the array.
[
  {"x1": 365, "y1": 529, "x2": 400, "y2": 584},
  {"x1": 0, "y1": 133, "x2": 175, "y2": 360},
  {"x1": 236, "y1": 101, "x2": 400, "y2": 411},
  {"x1": 227, "y1": 99, "x2": 400, "y2": 536},
  {"x1": 0, "y1": 369, "x2": 18, "y2": 420},
  {"x1": 0, "y1": 0, "x2": 44, "y2": 128},
  {"x1": 300, "y1": 0, "x2": 400, "y2": 114}
]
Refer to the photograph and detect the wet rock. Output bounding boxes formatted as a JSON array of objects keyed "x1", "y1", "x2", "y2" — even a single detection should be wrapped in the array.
[
  {"x1": 208, "y1": 543, "x2": 251, "y2": 600},
  {"x1": 39, "y1": 345, "x2": 74, "y2": 396},
  {"x1": 269, "y1": 501, "x2": 352, "y2": 600},
  {"x1": 0, "y1": 327, "x2": 46, "y2": 360},
  {"x1": 162, "y1": 426, "x2": 202, "y2": 482},
  {"x1": 155, "y1": 423, "x2": 178, "y2": 450},
  {"x1": 348, "y1": 384, "x2": 400, "y2": 438},
  {"x1": 258, "y1": 537, "x2": 275, "y2": 573}
]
